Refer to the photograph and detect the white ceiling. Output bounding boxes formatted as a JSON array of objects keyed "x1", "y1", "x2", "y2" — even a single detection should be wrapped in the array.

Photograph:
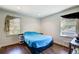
[{"x1": 0, "y1": 5, "x2": 74, "y2": 18}]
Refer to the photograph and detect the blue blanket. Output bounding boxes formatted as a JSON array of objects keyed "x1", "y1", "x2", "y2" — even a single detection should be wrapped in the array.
[{"x1": 23, "y1": 32, "x2": 53, "y2": 48}]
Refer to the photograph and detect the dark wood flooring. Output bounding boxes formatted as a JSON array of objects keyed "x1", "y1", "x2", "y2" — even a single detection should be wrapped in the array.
[{"x1": 0, "y1": 43, "x2": 69, "y2": 54}]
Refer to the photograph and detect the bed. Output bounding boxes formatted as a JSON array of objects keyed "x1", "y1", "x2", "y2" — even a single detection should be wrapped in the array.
[{"x1": 20, "y1": 32, "x2": 53, "y2": 54}]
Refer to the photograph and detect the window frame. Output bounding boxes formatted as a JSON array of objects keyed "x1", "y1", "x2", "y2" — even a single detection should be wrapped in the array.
[
  {"x1": 9, "y1": 17, "x2": 21, "y2": 35},
  {"x1": 4, "y1": 15, "x2": 21, "y2": 35},
  {"x1": 60, "y1": 19, "x2": 77, "y2": 37}
]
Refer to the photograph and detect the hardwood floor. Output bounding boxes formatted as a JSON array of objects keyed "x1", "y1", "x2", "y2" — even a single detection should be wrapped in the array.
[
  {"x1": 42, "y1": 43, "x2": 69, "y2": 54},
  {"x1": 0, "y1": 43, "x2": 31, "y2": 54},
  {"x1": 0, "y1": 43, "x2": 69, "y2": 54}
]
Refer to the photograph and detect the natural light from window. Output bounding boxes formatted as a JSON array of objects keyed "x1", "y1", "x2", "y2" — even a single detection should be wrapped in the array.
[
  {"x1": 9, "y1": 18, "x2": 20, "y2": 35},
  {"x1": 60, "y1": 19, "x2": 77, "y2": 37}
]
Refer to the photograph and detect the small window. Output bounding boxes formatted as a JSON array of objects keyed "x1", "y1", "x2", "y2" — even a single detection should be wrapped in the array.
[
  {"x1": 60, "y1": 19, "x2": 76, "y2": 37},
  {"x1": 5, "y1": 15, "x2": 21, "y2": 35}
]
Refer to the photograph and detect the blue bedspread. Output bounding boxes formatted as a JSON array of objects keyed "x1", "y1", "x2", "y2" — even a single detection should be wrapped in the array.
[{"x1": 23, "y1": 32, "x2": 53, "y2": 48}]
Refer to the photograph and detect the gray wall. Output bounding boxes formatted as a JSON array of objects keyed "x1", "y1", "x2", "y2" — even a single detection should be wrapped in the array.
[
  {"x1": 41, "y1": 6, "x2": 79, "y2": 47},
  {"x1": 0, "y1": 9, "x2": 40, "y2": 47}
]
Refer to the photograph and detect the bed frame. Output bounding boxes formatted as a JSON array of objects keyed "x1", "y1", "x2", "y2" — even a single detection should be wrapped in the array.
[{"x1": 18, "y1": 33, "x2": 53, "y2": 54}]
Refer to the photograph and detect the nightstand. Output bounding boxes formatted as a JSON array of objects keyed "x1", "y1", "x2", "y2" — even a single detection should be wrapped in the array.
[
  {"x1": 18, "y1": 34, "x2": 24, "y2": 44},
  {"x1": 69, "y1": 38, "x2": 79, "y2": 54}
]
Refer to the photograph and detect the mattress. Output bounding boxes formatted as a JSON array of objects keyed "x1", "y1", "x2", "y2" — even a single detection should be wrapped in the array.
[{"x1": 23, "y1": 32, "x2": 53, "y2": 48}]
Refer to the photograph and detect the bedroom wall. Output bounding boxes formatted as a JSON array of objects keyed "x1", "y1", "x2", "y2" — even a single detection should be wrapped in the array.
[
  {"x1": 21, "y1": 16, "x2": 40, "y2": 33},
  {"x1": 0, "y1": 9, "x2": 40, "y2": 47},
  {"x1": 41, "y1": 6, "x2": 79, "y2": 47}
]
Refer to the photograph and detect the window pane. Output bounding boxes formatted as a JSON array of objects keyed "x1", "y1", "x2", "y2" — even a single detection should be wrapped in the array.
[
  {"x1": 60, "y1": 19, "x2": 76, "y2": 37},
  {"x1": 9, "y1": 18, "x2": 20, "y2": 35}
]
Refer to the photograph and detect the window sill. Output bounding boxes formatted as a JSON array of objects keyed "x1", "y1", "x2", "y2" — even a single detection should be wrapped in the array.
[{"x1": 60, "y1": 34, "x2": 77, "y2": 38}]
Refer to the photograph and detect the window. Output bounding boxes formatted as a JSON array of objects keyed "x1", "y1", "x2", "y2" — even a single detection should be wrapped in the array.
[
  {"x1": 5, "y1": 15, "x2": 21, "y2": 35},
  {"x1": 9, "y1": 18, "x2": 20, "y2": 35},
  {"x1": 60, "y1": 19, "x2": 76, "y2": 37}
]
